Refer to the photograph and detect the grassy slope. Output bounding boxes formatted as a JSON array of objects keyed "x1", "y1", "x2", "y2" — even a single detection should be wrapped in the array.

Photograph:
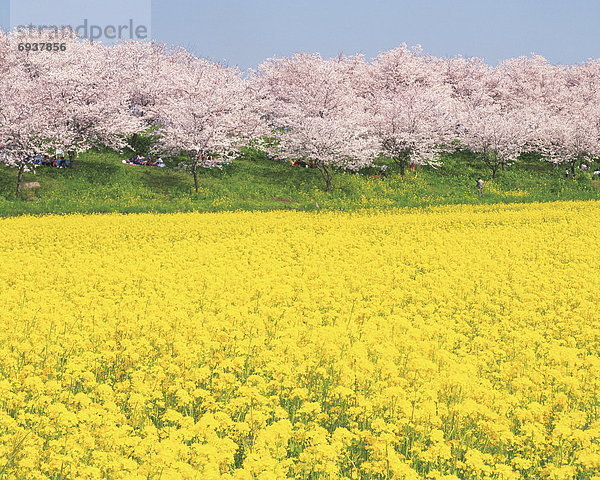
[{"x1": 0, "y1": 149, "x2": 598, "y2": 217}]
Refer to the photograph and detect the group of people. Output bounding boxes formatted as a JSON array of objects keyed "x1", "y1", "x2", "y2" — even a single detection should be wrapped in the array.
[
  {"x1": 291, "y1": 159, "x2": 317, "y2": 168},
  {"x1": 565, "y1": 163, "x2": 600, "y2": 178},
  {"x1": 188, "y1": 152, "x2": 232, "y2": 169},
  {"x1": 123, "y1": 154, "x2": 166, "y2": 168},
  {"x1": 28, "y1": 152, "x2": 71, "y2": 168},
  {"x1": 578, "y1": 163, "x2": 600, "y2": 179}
]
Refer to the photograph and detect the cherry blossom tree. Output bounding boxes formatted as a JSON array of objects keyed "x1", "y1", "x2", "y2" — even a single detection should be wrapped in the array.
[
  {"x1": 51, "y1": 45, "x2": 142, "y2": 163},
  {"x1": 254, "y1": 53, "x2": 377, "y2": 191},
  {"x1": 529, "y1": 59, "x2": 600, "y2": 174},
  {"x1": 1, "y1": 30, "x2": 144, "y2": 183},
  {"x1": 0, "y1": 32, "x2": 58, "y2": 195},
  {"x1": 536, "y1": 100, "x2": 600, "y2": 176},
  {"x1": 365, "y1": 46, "x2": 455, "y2": 175},
  {"x1": 493, "y1": 55, "x2": 567, "y2": 111},
  {"x1": 111, "y1": 41, "x2": 181, "y2": 131},
  {"x1": 439, "y1": 56, "x2": 493, "y2": 108},
  {"x1": 456, "y1": 103, "x2": 538, "y2": 178},
  {"x1": 156, "y1": 52, "x2": 265, "y2": 192}
]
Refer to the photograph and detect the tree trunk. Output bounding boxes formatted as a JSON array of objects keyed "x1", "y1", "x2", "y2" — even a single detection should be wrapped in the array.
[
  {"x1": 192, "y1": 163, "x2": 199, "y2": 193},
  {"x1": 396, "y1": 155, "x2": 408, "y2": 177},
  {"x1": 483, "y1": 151, "x2": 498, "y2": 179},
  {"x1": 68, "y1": 151, "x2": 76, "y2": 168},
  {"x1": 16, "y1": 163, "x2": 25, "y2": 198},
  {"x1": 318, "y1": 163, "x2": 332, "y2": 192}
]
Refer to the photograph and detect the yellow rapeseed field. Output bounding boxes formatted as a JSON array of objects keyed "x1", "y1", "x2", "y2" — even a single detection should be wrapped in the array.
[{"x1": 0, "y1": 202, "x2": 599, "y2": 480}]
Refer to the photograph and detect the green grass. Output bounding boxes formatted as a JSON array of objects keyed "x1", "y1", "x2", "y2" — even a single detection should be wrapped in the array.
[{"x1": 0, "y1": 149, "x2": 598, "y2": 217}]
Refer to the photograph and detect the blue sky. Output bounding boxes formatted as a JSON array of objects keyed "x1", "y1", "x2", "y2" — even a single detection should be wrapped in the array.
[{"x1": 2, "y1": 0, "x2": 598, "y2": 69}]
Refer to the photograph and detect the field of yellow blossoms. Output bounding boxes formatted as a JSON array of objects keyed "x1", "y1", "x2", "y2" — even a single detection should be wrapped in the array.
[{"x1": 0, "y1": 201, "x2": 599, "y2": 480}]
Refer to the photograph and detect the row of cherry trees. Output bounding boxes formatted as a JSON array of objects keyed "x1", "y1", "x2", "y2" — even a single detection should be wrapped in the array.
[
  {"x1": 257, "y1": 46, "x2": 600, "y2": 188},
  {"x1": 1, "y1": 31, "x2": 599, "y2": 193}
]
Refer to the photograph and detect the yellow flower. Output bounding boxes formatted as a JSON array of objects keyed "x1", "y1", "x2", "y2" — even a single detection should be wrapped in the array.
[{"x1": 0, "y1": 201, "x2": 597, "y2": 478}]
